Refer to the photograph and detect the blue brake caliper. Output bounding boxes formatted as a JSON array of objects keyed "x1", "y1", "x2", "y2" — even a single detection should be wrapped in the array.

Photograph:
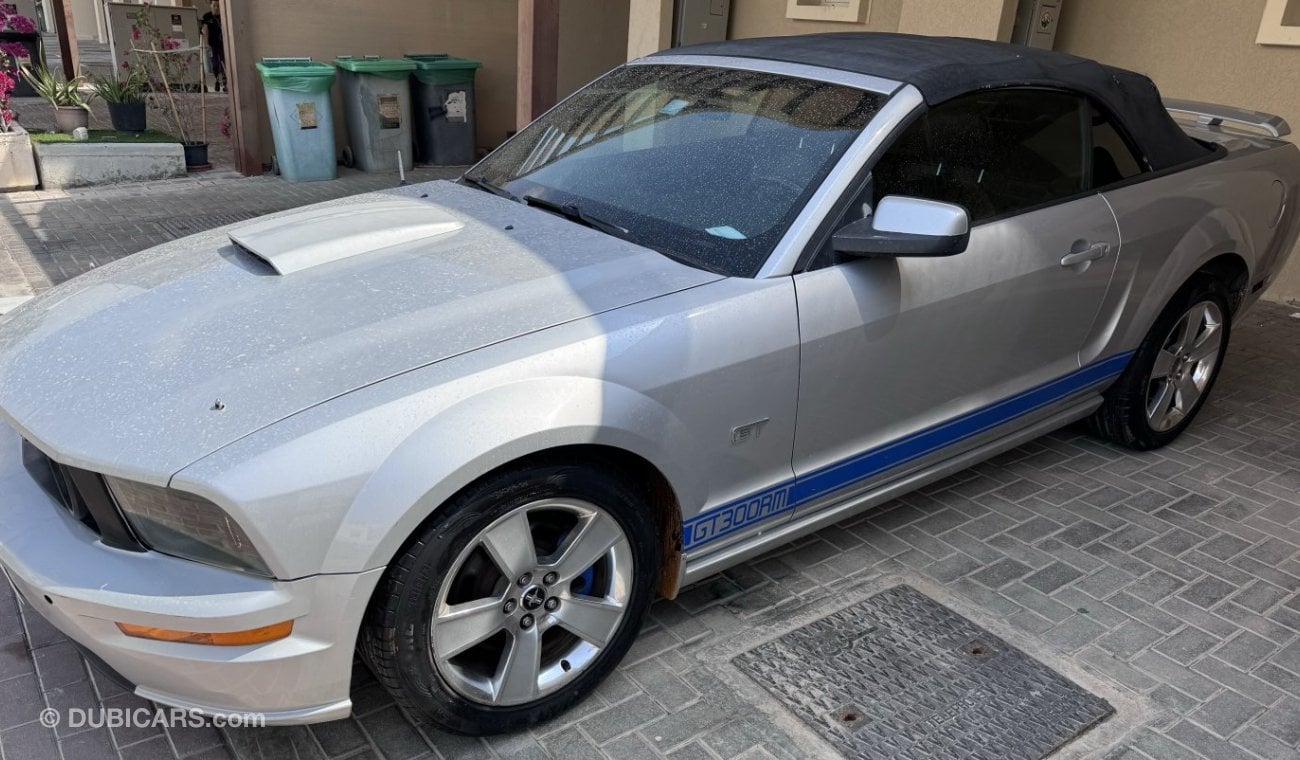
[
  {"x1": 556, "y1": 524, "x2": 600, "y2": 595},
  {"x1": 557, "y1": 525, "x2": 599, "y2": 595},
  {"x1": 574, "y1": 566, "x2": 597, "y2": 596}
]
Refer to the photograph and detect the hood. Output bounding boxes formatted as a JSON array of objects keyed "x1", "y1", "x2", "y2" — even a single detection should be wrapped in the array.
[{"x1": 0, "y1": 181, "x2": 721, "y2": 482}]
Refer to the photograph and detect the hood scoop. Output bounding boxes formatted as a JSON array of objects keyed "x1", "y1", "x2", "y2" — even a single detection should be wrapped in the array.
[{"x1": 228, "y1": 197, "x2": 464, "y2": 275}]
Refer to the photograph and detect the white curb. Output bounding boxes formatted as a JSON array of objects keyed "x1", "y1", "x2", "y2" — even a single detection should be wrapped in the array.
[{"x1": 0, "y1": 296, "x2": 33, "y2": 315}]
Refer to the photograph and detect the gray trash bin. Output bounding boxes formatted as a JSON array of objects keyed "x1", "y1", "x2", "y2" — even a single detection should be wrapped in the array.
[
  {"x1": 333, "y1": 56, "x2": 417, "y2": 173},
  {"x1": 255, "y1": 58, "x2": 338, "y2": 182},
  {"x1": 405, "y1": 54, "x2": 482, "y2": 166}
]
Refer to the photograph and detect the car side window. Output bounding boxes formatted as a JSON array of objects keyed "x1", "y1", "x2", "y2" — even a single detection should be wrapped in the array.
[
  {"x1": 1089, "y1": 102, "x2": 1146, "y2": 187},
  {"x1": 871, "y1": 89, "x2": 1088, "y2": 223}
]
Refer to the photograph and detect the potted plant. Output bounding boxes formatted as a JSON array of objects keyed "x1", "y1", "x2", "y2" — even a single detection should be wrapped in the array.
[
  {"x1": 91, "y1": 64, "x2": 147, "y2": 133},
  {"x1": 0, "y1": 47, "x2": 38, "y2": 191},
  {"x1": 130, "y1": 7, "x2": 209, "y2": 169},
  {"x1": 0, "y1": 10, "x2": 42, "y2": 98},
  {"x1": 21, "y1": 65, "x2": 95, "y2": 134}
]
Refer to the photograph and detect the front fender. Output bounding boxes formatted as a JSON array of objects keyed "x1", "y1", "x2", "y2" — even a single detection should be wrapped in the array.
[
  {"x1": 321, "y1": 376, "x2": 699, "y2": 574},
  {"x1": 172, "y1": 367, "x2": 699, "y2": 579}
]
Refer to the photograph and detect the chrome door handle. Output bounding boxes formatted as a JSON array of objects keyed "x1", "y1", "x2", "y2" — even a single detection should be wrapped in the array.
[{"x1": 1061, "y1": 242, "x2": 1110, "y2": 267}]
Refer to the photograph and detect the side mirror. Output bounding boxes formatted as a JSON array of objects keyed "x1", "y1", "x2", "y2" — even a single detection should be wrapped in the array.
[{"x1": 832, "y1": 196, "x2": 970, "y2": 257}]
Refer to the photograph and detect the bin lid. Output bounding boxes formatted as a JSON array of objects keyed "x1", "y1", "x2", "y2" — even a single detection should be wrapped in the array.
[
  {"x1": 404, "y1": 54, "x2": 482, "y2": 71},
  {"x1": 334, "y1": 56, "x2": 419, "y2": 74},
  {"x1": 256, "y1": 58, "x2": 336, "y2": 79}
]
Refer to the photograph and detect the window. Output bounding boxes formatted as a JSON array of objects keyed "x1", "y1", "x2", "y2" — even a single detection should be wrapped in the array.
[
  {"x1": 786, "y1": 0, "x2": 868, "y2": 24},
  {"x1": 871, "y1": 89, "x2": 1089, "y2": 223},
  {"x1": 472, "y1": 65, "x2": 885, "y2": 278},
  {"x1": 1089, "y1": 103, "x2": 1145, "y2": 187},
  {"x1": 1258, "y1": 0, "x2": 1300, "y2": 46}
]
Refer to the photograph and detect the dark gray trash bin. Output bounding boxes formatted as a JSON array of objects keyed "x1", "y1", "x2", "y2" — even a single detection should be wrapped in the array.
[
  {"x1": 405, "y1": 54, "x2": 481, "y2": 166},
  {"x1": 334, "y1": 56, "x2": 417, "y2": 173}
]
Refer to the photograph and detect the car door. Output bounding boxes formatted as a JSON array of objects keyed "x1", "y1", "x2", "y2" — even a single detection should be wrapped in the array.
[{"x1": 790, "y1": 88, "x2": 1124, "y2": 513}]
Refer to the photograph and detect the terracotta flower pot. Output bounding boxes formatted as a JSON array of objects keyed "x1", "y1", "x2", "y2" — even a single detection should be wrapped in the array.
[{"x1": 53, "y1": 107, "x2": 89, "y2": 134}]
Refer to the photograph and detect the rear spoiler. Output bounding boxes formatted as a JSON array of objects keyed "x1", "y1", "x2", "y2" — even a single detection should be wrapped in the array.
[{"x1": 1164, "y1": 98, "x2": 1291, "y2": 138}]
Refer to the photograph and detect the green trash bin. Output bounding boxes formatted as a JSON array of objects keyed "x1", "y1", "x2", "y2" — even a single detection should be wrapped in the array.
[
  {"x1": 255, "y1": 58, "x2": 338, "y2": 182},
  {"x1": 405, "y1": 54, "x2": 482, "y2": 166},
  {"x1": 334, "y1": 56, "x2": 417, "y2": 173}
]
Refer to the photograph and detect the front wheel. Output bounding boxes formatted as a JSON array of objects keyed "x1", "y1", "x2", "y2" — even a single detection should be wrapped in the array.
[
  {"x1": 1088, "y1": 276, "x2": 1231, "y2": 450},
  {"x1": 360, "y1": 462, "x2": 659, "y2": 735}
]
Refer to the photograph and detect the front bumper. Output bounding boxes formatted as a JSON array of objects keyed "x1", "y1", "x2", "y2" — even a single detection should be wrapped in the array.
[{"x1": 0, "y1": 424, "x2": 382, "y2": 725}]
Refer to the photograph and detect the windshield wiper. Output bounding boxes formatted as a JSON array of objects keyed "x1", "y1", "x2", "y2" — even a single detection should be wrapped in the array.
[
  {"x1": 460, "y1": 174, "x2": 522, "y2": 203},
  {"x1": 522, "y1": 194, "x2": 631, "y2": 240},
  {"x1": 523, "y1": 194, "x2": 719, "y2": 273}
]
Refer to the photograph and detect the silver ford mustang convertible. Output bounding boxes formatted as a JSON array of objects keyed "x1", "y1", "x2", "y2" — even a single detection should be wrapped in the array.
[{"x1": 2, "y1": 34, "x2": 1298, "y2": 735}]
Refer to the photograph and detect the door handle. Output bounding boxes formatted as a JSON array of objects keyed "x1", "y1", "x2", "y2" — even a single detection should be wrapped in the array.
[{"x1": 1061, "y1": 242, "x2": 1111, "y2": 267}]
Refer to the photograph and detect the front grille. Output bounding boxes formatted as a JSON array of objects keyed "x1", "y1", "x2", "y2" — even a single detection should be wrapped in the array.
[
  {"x1": 20, "y1": 439, "x2": 146, "y2": 552},
  {"x1": 21, "y1": 439, "x2": 94, "y2": 527}
]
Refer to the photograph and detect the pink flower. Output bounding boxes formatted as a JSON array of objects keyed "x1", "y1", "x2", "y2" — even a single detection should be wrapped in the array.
[
  {"x1": 131, "y1": 26, "x2": 141, "y2": 41},
  {"x1": 161, "y1": 37, "x2": 180, "y2": 50},
  {"x1": 121, "y1": 59, "x2": 131, "y2": 69},
  {"x1": 7, "y1": 15, "x2": 34, "y2": 34}
]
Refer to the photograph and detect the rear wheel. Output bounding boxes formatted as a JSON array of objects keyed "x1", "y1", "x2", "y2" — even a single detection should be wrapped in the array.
[
  {"x1": 360, "y1": 462, "x2": 659, "y2": 735},
  {"x1": 1088, "y1": 276, "x2": 1231, "y2": 450}
]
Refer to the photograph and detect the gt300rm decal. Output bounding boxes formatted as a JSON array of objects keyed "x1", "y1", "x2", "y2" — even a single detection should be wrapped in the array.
[
  {"x1": 683, "y1": 487, "x2": 791, "y2": 547},
  {"x1": 682, "y1": 351, "x2": 1135, "y2": 551}
]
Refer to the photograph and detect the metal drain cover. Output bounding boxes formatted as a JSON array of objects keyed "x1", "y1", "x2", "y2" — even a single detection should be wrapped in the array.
[{"x1": 733, "y1": 585, "x2": 1113, "y2": 760}]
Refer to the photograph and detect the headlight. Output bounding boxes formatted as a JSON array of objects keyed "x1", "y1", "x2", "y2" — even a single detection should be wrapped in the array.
[{"x1": 104, "y1": 477, "x2": 272, "y2": 577}]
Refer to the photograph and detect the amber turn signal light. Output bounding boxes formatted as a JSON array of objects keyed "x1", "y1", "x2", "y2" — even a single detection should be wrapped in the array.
[{"x1": 116, "y1": 620, "x2": 294, "y2": 646}]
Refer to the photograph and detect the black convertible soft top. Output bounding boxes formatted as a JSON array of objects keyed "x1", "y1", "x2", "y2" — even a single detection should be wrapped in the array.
[{"x1": 655, "y1": 33, "x2": 1208, "y2": 171}]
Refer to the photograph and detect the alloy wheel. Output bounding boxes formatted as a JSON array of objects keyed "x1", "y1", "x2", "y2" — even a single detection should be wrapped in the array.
[
  {"x1": 430, "y1": 498, "x2": 633, "y2": 706},
  {"x1": 1145, "y1": 300, "x2": 1223, "y2": 433}
]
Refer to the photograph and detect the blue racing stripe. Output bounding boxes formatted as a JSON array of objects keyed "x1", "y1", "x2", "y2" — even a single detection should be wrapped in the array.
[{"x1": 682, "y1": 352, "x2": 1133, "y2": 550}]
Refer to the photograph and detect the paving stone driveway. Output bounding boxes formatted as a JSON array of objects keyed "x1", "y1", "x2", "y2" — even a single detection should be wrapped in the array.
[{"x1": 1, "y1": 173, "x2": 1299, "y2": 760}]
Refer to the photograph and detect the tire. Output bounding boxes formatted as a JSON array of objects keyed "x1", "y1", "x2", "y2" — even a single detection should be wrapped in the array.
[
  {"x1": 360, "y1": 461, "x2": 660, "y2": 735},
  {"x1": 1087, "y1": 275, "x2": 1231, "y2": 451}
]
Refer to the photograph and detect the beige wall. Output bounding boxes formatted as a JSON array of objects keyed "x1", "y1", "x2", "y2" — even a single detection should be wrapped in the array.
[
  {"x1": 729, "y1": 0, "x2": 904, "y2": 38},
  {"x1": 559, "y1": 0, "x2": 632, "y2": 101},
  {"x1": 727, "y1": 0, "x2": 1015, "y2": 40},
  {"x1": 242, "y1": 0, "x2": 628, "y2": 168},
  {"x1": 897, "y1": 0, "x2": 1015, "y2": 40},
  {"x1": 627, "y1": 0, "x2": 673, "y2": 58},
  {"x1": 1055, "y1": 0, "x2": 1300, "y2": 304},
  {"x1": 245, "y1": 0, "x2": 516, "y2": 166},
  {"x1": 69, "y1": 0, "x2": 100, "y2": 40}
]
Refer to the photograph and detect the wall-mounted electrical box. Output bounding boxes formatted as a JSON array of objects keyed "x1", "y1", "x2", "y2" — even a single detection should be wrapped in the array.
[
  {"x1": 675, "y1": 0, "x2": 731, "y2": 47},
  {"x1": 1012, "y1": 0, "x2": 1063, "y2": 50}
]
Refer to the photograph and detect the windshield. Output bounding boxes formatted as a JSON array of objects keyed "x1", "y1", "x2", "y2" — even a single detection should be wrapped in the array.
[{"x1": 470, "y1": 64, "x2": 886, "y2": 277}]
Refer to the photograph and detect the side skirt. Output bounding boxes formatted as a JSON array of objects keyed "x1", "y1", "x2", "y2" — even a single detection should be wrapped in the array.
[{"x1": 678, "y1": 396, "x2": 1102, "y2": 587}]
